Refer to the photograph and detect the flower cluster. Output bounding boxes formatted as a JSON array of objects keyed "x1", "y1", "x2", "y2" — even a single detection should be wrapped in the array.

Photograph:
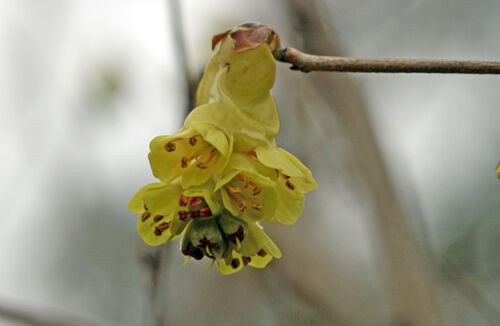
[{"x1": 129, "y1": 23, "x2": 317, "y2": 274}]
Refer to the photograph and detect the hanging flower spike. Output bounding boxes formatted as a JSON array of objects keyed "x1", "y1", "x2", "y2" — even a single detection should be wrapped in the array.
[
  {"x1": 216, "y1": 222, "x2": 282, "y2": 275},
  {"x1": 129, "y1": 22, "x2": 317, "y2": 274},
  {"x1": 215, "y1": 153, "x2": 279, "y2": 223},
  {"x1": 196, "y1": 22, "x2": 282, "y2": 140},
  {"x1": 148, "y1": 122, "x2": 232, "y2": 189},
  {"x1": 129, "y1": 181, "x2": 221, "y2": 246}
]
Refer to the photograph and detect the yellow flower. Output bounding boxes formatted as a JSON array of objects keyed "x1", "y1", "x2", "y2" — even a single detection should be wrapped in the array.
[
  {"x1": 252, "y1": 144, "x2": 317, "y2": 225},
  {"x1": 179, "y1": 211, "x2": 281, "y2": 275},
  {"x1": 128, "y1": 182, "x2": 221, "y2": 246},
  {"x1": 128, "y1": 23, "x2": 317, "y2": 274},
  {"x1": 217, "y1": 138, "x2": 317, "y2": 225},
  {"x1": 216, "y1": 220, "x2": 282, "y2": 275},
  {"x1": 215, "y1": 153, "x2": 279, "y2": 223},
  {"x1": 148, "y1": 122, "x2": 232, "y2": 188}
]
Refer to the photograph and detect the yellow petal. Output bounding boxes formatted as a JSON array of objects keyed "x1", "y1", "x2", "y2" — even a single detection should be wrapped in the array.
[{"x1": 128, "y1": 182, "x2": 163, "y2": 213}]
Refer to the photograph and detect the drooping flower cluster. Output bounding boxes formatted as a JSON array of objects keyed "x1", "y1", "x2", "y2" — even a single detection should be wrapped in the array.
[{"x1": 129, "y1": 23, "x2": 317, "y2": 274}]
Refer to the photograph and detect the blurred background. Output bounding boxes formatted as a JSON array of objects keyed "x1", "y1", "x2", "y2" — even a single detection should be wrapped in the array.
[{"x1": 0, "y1": 0, "x2": 499, "y2": 325}]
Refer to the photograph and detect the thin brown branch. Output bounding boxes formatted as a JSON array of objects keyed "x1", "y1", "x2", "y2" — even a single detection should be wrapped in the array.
[{"x1": 275, "y1": 47, "x2": 500, "y2": 74}]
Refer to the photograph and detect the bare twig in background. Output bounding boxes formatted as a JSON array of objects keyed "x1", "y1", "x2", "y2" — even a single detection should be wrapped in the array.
[
  {"x1": 167, "y1": 0, "x2": 198, "y2": 113},
  {"x1": 0, "y1": 298, "x2": 108, "y2": 326},
  {"x1": 275, "y1": 47, "x2": 500, "y2": 74},
  {"x1": 286, "y1": 0, "x2": 444, "y2": 325}
]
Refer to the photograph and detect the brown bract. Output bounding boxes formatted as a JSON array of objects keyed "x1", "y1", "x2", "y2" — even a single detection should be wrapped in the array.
[{"x1": 211, "y1": 22, "x2": 281, "y2": 54}]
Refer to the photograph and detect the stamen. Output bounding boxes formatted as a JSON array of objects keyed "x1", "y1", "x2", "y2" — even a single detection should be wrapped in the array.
[
  {"x1": 189, "y1": 136, "x2": 198, "y2": 146},
  {"x1": 231, "y1": 258, "x2": 240, "y2": 269},
  {"x1": 181, "y1": 157, "x2": 189, "y2": 168},
  {"x1": 189, "y1": 211, "x2": 200, "y2": 218},
  {"x1": 238, "y1": 200, "x2": 247, "y2": 212},
  {"x1": 165, "y1": 142, "x2": 176, "y2": 152},
  {"x1": 227, "y1": 225, "x2": 245, "y2": 244},
  {"x1": 242, "y1": 256, "x2": 251, "y2": 266},
  {"x1": 199, "y1": 207, "x2": 212, "y2": 217},
  {"x1": 178, "y1": 211, "x2": 188, "y2": 220},
  {"x1": 247, "y1": 150, "x2": 257, "y2": 158},
  {"x1": 251, "y1": 201, "x2": 262, "y2": 211},
  {"x1": 154, "y1": 222, "x2": 170, "y2": 236},
  {"x1": 224, "y1": 184, "x2": 241, "y2": 194},
  {"x1": 237, "y1": 174, "x2": 249, "y2": 188},
  {"x1": 286, "y1": 180, "x2": 295, "y2": 190},
  {"x1": 196, "y1": 149, "x2": 217, "y2": 169},
  {"x1": 252, "y1": 187, "x2": 261, "y2": 196},
  {"x1": 198, "y1": 236, "x2": 217, "y2": 248},
  {"x1": 225, "y1": 185, "x2": 247, "y2": 212},
  {"x1": 183, "y1": 247, "x2": 204, "y2": 260},
  {"x1": 188, "y1": 197, "x2": 203, "y2": 209},
  {"x1": 153, "y1": 215, "x2": 164, "y2": 222},
  {"x1": 141, "y1": 211, "x2": 151, "y2": 222},
  {"x1": 178, "y1": 195, "x2": 188, "y2": 207},
  {"x1": 257, "y1": 249, "x2": 267, "y2": 257}
]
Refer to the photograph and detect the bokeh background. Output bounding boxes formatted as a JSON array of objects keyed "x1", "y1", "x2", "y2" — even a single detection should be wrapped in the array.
[{"x1": 1, "y1": 0, "x2": 499, "y2": 325}]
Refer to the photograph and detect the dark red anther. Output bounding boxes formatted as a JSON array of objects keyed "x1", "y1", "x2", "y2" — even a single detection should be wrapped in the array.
[
  {"x1": 178, "y1": 211, "x2": 188, "y2": 221},
  {"x1": 199, "y1": 207, "x2": 212, "y2": 217},
  {"x1": 182, "y1": 247, "x2": 204, "y2": 260},
  {"x1": 188, "y1": 197, "x2": 203, "y2": 209},
  {"x1": 189, "y1": 211, "x2": 200, "y2": 218},
  {"x1": 198, "y1": 236, "x2": 217, "y2": 249},
  {"x1": 227, "y1": 225, "x2": 245, "y2": 244},
  {"x1": 257, "y1": 249, "x2": 267, "y2": 257},
  {"x1": 179, "y1": 195, "x2": 188, "y2": 207},
  {"x1": 231, "y1": 258, "x2": 240, "y2": 269},
  {"x1": 242, "y1": 256, "x2": 251, "y2": 266}
]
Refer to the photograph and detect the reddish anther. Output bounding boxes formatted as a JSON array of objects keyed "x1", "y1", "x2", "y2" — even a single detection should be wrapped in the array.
[
  {"x1": 178, "y1": 211, "x2": 188, "y2": 220},
  {"x1": 188, "y1": 197, "x2": 203, "y2": 209},
  {"x1": 199, "y1": 207, "x2": 212, "y2": 217},
  {"x1": 179, "y1": 195, "x2": 188, "y2": 207},
  {"x1": 190, "y1": 211, "x2": 200, "y2": 218}
]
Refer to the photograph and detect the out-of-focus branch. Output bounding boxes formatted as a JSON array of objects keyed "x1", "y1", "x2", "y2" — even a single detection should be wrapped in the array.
[
  {"x1": 167, "y1": 0, "x2": 197, "y2": 113},
  {"x1": 275, "y1": 47, "x2": 500, "y2": 74},
  {"x1": 0, "y1": 298, "x2": 106, "y2": 326},
  {"x1": 286, "y1": 0, "x2": 444, "y2": 325}
]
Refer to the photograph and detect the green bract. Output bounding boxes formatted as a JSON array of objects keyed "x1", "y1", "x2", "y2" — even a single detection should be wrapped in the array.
[{"x1": 129, "y1": 23, "x2": 316, "y2": 274}]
